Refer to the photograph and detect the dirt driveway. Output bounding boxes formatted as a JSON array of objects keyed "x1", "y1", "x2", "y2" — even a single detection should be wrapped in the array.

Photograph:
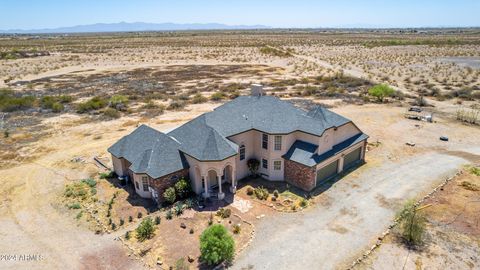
[{"x1": 232, "y1": 151, "x2": 476, "y2": 270}]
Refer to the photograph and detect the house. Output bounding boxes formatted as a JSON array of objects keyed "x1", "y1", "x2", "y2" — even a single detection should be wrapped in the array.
[{"x1": 108, "y1": 85, "x2": 368, "y2": 202}]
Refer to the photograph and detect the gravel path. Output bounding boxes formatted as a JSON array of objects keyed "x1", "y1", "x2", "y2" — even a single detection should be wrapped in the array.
[{"x1": 232, "y1": 152, "x2": 470, "y2": 270}]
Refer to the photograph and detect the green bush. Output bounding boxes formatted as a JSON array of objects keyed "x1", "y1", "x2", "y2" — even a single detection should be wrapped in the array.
[
  {"x1": 300, "y1": 198, "x2": 308, "y2": 207},
  {"x1": 0, "y1": 89, "x2": 35, "y2": 112},
  {"x1": 81, "y1": 178, "x2": 97, "y2": 188},
  {"x1": 68, "y1": 203, "x2": 81, "y2": 209},
  {"x1": 210, "y1": 92, "x2": 226, "y2": 101},
  {"x1": 103, "y1": 107, "x2": 121, "y2": 119},
  {"x1": 174, "y1": 178, "x2": 191, "y2": 199},
  {"x1": 109, "y1": 95, "x2": 129, "y2": 109},
  {"x1": 155, "y1": 216, "x2": 161, "y2": 225},
  {"x1": 163, "y1": 187, "x2": 176, "y2": 204},
  {"x1": 273, "y1": 190, "x2": 279, "y2": 198},
  {"x1": 246, "y1": 187, "x2": 254, "y2": 196},
  {"x1": 192, "y1": 93, "x2": 208, "y2": 104},
  {"x1": 232, "y1": 224, "x2": 241, "y2": 234},
  {"x1": 167, "y1": 101, "x2": 186, "y2": 111},
  {"x1": 396, "y1": 200, "x2": 426, "y2": 246},
  {"x1": 247, "y1": 159, "x2": 260, "y2": 177},
  {"x1": 77, "y1": 96, "x2": 107, "y2": 113},
  {"x1": 254, "y1": 186, "x2": 269, "y2": 200},
  {"x1": 368, "y1": 84, "x2": 395, "y2": 102},
  {"x1": 174, "y1": 202, "x2": 184, "y2": 216},
  {"x1": 136, "y1": 217, "x2": 155, "y2": 241},
  {"x1": 200, "y1": 224, "x2": 235, "y2": 265},
  {"x1": 216, "y1": 208, "x2": 231, "y2": 219},
  {"x1": 125, "y1": 231, "x2": 130, "y2": 240},
  {"x1": 166, "y1": 209, "x2": 173, "y2": 220}
]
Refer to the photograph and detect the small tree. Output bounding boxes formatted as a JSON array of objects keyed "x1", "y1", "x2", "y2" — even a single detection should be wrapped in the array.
[
  {"x1": 163, "y1": 187, "x2": 176, "y2": 204},
  {"x1": 136, "y1": 217, "x2": 155, "y2": 241},
  {"x1": 396, "y1": 200, "x2": 426, "y2": 246},
  {"x1": 174, "y1": 178, "x2": 192, "y2": 199},
  {"x1": 200, "y1": 224, "x2": 235, "y2": 265},
  {"x1": 368, "y1": 84, "x2": 395, "y2": 102},
  {"x1": 247, "y1": 158, "x2": 260, "y2": 177}
]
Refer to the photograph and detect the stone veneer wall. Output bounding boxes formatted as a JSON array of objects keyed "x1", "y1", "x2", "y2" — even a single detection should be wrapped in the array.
[
  {"x1": 148, "y1": 169, "x2": 190, "y2": 203},
  {"x1": 284, "y1": 159, "x2": 316, "y2": 191}
]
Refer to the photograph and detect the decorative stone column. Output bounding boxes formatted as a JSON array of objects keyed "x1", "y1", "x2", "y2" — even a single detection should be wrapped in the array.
[
  {"x1": 337, "y1": 155, "x2": 345, "y2": 173},
  {"x1": 217, "y1": 175, "x2": 225, "y2": 200},
  {"x1": 229, "y1": 173, "x2": 237, "y2": 193},
  {"x1": 202, "y1": 175, "x2": 209, "y2": 198}
]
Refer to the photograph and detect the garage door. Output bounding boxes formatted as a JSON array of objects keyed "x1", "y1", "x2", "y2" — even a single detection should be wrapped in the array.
[
  {"x1": 344, "y1": 147, "x2": 362, "y2": 170},
  {"x1": 316, "y1": 160, "x2": 338, "y2": 185}
]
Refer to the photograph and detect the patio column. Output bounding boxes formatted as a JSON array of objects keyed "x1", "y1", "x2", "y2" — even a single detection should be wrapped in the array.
[
  {"x1": 337, "y1": 155, "x2": 345, "y2": 173},
  {"x1": 202, "y1": 175, "x2": 209, "y2": 198},
  {"x1": 217, "y1": 175, "x2": 225, "y2": 200},
  {"x1": 229, "y1": 173, "x2": 237, "y2": 193}
]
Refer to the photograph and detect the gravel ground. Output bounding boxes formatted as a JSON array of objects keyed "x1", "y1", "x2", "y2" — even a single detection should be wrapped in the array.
[{"x1": 232, "y1": 152, "x2": 471, "y2": 270}]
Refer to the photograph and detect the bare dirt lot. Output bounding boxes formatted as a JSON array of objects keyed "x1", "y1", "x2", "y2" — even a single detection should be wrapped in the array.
[{"x1": 1, "y1": 30, "x2": 479, "y2": 270}]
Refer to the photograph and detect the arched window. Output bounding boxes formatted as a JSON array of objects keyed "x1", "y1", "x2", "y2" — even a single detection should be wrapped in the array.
[{"x1": 239, "y1": 145, "x2": 246, "y2": 160}]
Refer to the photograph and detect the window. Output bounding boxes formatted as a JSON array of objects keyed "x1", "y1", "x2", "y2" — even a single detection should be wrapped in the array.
[
  {"x1": 239, "y1": 145, "x2": 245, "y2": 160},
  {"x1": 135, "y1": 181, "x2": 139, "y2": 190},
  {"x1": 274, "y1": 136, "x2": 282, "y2": 150},
  {"x1": 142, "y1": 176, "x2": 149, "y2": 192},
  {"x1": 262, "y1": 133, "x2": 268, "y2": 149},
  {"x1": 262, "y1": 158, "x2": 268, "y2": 169},
  {"x1": 274, "y1": 160, "x2": 281, "y2": 170}
]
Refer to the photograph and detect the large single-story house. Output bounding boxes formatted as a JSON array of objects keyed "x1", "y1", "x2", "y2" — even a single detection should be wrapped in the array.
[{"x1": 108, "y1": 85, "x2": 368, "y2": 202}]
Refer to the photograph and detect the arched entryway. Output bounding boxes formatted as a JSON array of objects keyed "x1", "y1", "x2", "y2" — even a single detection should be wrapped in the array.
[{"x1": 223, "y1": 164, "x2": 237, "y2": 193}]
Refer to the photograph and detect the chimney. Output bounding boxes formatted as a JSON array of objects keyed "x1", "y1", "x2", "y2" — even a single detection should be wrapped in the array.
[{"x1": 251, "y1": 84, "x2": 264, "y2": 97}]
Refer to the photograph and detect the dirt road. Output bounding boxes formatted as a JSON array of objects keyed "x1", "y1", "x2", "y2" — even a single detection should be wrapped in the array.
[{"x1": 232, "y1": 151, "x2": 474, "y2": 270}]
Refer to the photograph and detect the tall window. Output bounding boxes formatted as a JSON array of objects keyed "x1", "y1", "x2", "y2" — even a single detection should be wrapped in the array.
[
  {"x1": 262, "y1": 133, "x2": 268, "y2": 149},
  {"x1": 274, "y1": 135, "x2": 282, "y2": 151},
  {"x1": 239, "y1": 145, "x2": 245, "y2": 160},
  {"x1": 142, "y1": 176, "x2": 149, "y2": 192},
  {"x1": 274, "y1": 160, "x2": 282, "y2": 170},
  {"x1": 262, "y1": 158, "x2": 268, "y2": 169}
]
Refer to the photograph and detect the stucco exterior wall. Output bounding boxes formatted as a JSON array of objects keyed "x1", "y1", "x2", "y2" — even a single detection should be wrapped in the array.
[
  {"x1": 333, "y1": 123, "x2": 361, "y2": 145},
  {"x1": 112, "y1": 155, "x2": 126, "y2": 176}
]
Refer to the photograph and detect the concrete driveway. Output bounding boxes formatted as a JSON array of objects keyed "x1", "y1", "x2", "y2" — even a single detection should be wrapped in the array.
[{"x1": 232, "y1": 152, "x2": 471, "y2": 270}]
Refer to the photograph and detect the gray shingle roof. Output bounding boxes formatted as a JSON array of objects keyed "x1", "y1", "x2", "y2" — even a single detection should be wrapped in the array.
[
  {"x1": 168, "y1": 96, "x2": 352, "y2": 160},
  {"x1": 108, "y1": 124, "x2": 189, "y2": 178},
  {"x1": 109, "y1": 95, "x2": 363, "y2": 178},
  {"x1": 283, "y1": 133, "x2": 369, "y2": 167}
]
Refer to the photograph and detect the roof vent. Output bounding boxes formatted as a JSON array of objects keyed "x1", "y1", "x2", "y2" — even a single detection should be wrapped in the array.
[{"x1": 251, "y1": 84, "x2": 264, "y2": 97}]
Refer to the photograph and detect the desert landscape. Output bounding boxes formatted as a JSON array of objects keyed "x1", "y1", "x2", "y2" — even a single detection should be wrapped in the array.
[{"x1": 1, "y1": 29, "x2": 479, "y2": 270}]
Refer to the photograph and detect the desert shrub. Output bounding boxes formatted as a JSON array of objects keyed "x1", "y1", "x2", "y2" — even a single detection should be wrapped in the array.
[
  {"x1": 64, "y1": 182, "x2": 92, "y2": 200},
  {"x1": 76, "y1": 211, "x2": 83, "y2": 219},
  {"x1": 136, "y1": 217, "x2": 155, "y2": 241},
  {"x1": 200, "y1": 224, "x2": 235, "y2": 265},
  {"x1": 0, "y1": 89, "x2": 35, "y2": 112},
  {"x1": 128, "y1": 216, "x2": 133, "y2": 222},
  {"x1": 103, "y1": 107, "x2": 121, "y2": 118},
  {"x1": 174, "y1": 202, "x2": 184, "y2": 216},
  {"x1": 247, "y1": 159, "x2": 260, "y2": 177},
  {"x1": 166, "y1": 210, "x2": 173, "y2": 220},
  {"x1": 111, "y1": 222, "x2": 117, "y2": 230},
  {"x1": 184, "y1": 198, "x2": 194, "y2": 209},
  {"x1": 3, "y1": 130, "x2": 9, "y2": 138},
  {"x1": 99, "y1": 171, "x2": 116, "y2": 179},
  {"x1": 167, "y1": 100, "x2": 186, "y2": 110},
  {"x1": 163, "y1": 187, "x2": 176, "y2": 204},
  {"x1": 208, "y1": 214, "x2": 213, "y2": 225},
  {"x1": 192, "y1": 93, "x2": 208, "y2": 104},
  {"x1": 175, "y1": 258, "x2": 189, "y2": 270},
  {"x1": 216, "y1": 208, "x2": 231, "y2": 219},
  {"x1": 254, "y1": 186, "x2": 269, "y2": 200},
  {"x1": 232, "y1": 224, "x2": 241, "y2": 234},
  {"x1": 174, "y1": 178, "x2": 192, "y2": 199},
  {"x1": 68, "y1": 203, "x2": 81, "y2": 209},
  {"x1": 300, "y1": 199, "x2": 308, "y2": 207},
  {"x1": 77, "y1": 96, "x2": 107, "y2": 113},
  {"x1": 155, "y1": 216, "x2": 161, "y2": 225},
  {"x1": 125, "y1": 231, "x2": 130, "y2": 240},
  {"x1": 396, "y1": 200, "x2": 426, "y2": 246},
  {"x1": 210, "y1": 92, "x2": 226, "y2": 101},
  {"x1": 81, "y1": 178, "x2": 96, "y2": 188},
  {"x1": 58, "y1": 95, "x2": 73, "y2": 103},
  {"x1": 259, "y1": 46, "x2": 292, "y2": 57},
  {"x1": 469, "y1": 166, "x2": 480, "y2": 176},
  {"x1": 460, "y1": 181, "x2": 479, "y2": 191},
  {"x1": 137, "y1": 212, "x2": 143, "y2": 219},
  {"x1": 368, "y1": 84, "x2": 395, "y2": 102},
  {"x1": 40, "y1": 96, "x2": 64, "y2": 112},
  {"x1": 246, "y1": 187, "x2": 254, "y2": 196},
  {"x1": 119, "y1": 218, "x2": 125, "y2": 226},
  {"x1": 109, "y1": 95, "x2": 129, "y2": 110}
]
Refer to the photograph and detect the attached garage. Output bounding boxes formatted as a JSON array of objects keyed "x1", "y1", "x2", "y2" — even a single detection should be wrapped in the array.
[
  {"x1": 316, "y1": 159, "x2": 338, "y2": 185},
  {"x1": 343, "y1": 147, "x2": 362, "y2": 170}
]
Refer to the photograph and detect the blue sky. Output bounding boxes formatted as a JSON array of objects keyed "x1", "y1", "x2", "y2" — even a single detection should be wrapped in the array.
[{"x1": 1, "y1": 0, "x2": 479, "y2": 29}]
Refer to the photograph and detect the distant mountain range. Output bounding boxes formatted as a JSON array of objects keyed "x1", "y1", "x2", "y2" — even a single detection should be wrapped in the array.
[{"x1": 0, "y1": 22, "x2": 271, "y2": 34}]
